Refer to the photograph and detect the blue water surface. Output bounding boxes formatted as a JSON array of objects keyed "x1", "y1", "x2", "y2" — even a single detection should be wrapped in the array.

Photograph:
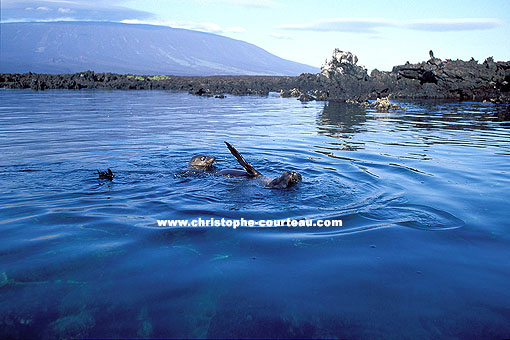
[{"x1": 0, "y1": 89, "x2": 509, "y2": 339}]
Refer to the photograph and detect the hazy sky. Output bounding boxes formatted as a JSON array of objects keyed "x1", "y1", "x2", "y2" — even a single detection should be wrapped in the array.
[{"x1": 2, "y1": 0, "x2": 509, "y2": 70}]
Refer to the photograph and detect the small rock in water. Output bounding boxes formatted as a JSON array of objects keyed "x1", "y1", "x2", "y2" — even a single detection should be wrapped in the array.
[
  {"x1": 280, "y1": 88, "x2": 302, "y2": 98},
  {"x1": 361, "y1": 96, "x2": 406, "y2": 112},
  {"x1": 299, "y1": 93, "x2": 314, "y2": 102},
  {"x1": 280, "y1": 88, "x2": 316, "y2": 102}
]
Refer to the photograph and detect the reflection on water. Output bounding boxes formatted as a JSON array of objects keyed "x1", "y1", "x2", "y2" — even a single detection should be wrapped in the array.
[
  {"x1": 0, "y1": 90, "x2": 509, "y2": 339},
  {"x1": 318, "y1": 101, "x2": 368, "y2": 135}
]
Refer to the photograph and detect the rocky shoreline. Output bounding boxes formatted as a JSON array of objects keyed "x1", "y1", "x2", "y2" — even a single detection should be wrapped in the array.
[{"x1": 1, "y1": 49, "x2": 509, "y2": 104}]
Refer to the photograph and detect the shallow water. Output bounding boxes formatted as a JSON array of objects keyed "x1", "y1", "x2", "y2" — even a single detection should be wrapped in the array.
[{"x1": 0, "y1": 89, "x2": 509, "y2": 339}]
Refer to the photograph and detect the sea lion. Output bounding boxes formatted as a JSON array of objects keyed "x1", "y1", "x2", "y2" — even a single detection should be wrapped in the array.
[
  {"x1": 222, "y1": 141, "x2": 301, "y2": 189},
  {"x1": 188, "y1": 155, "x2": 216, "y2": 171},
  {"x1": 97, "y1": 168, "x2": 114, "y2": 180},
  {"x1": 188, "y1": 143, "x2": 302, "y2": 189},
  {"x1": 189, "y1": 153, "x2": 252, "y2": 177},
  {"x1": 266, "y1": 171, "x2": 302, "y2": 189}
]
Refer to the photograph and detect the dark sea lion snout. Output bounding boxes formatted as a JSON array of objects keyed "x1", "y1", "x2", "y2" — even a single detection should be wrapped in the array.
[
  {"x1": 288, "y1": 171, "x2": 302, "y2": 184},
  {"x1": 284, "y1": 171, "x2": 302, "y2": 186}
]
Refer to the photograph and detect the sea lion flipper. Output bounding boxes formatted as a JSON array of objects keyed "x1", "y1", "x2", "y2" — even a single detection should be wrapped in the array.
[
  {"x1": 224, "y1": 141, "x2": 260, "y2": 177},
  {"x1": 97, "y1": 168, "x2": 114, "y2": 180}
]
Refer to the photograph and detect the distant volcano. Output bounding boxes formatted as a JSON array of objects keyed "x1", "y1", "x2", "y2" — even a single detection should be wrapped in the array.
[{"x1": 0, "y1": 21, "x2": 319, "y2": 76}]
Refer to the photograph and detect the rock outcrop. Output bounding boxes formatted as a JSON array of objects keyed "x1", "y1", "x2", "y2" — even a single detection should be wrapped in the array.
[
  {"x1": 0, "y1": 72, "x2": 299, "y2": 95},
  {"x1": 370, "y1": 54, "x2": 510, "y2": 103},
  {"x1": 277, "y1": 49, "x2": 371, "y2": 102},
  {"x1": 316, "y1": 49, "x2": 510, "y2": 104},
  {"x1": 321, "y1": 49, "x2": 368, "y2": 82},
  {"x1": 314, "y1": 49, "x2": 371, "y2": 102}
]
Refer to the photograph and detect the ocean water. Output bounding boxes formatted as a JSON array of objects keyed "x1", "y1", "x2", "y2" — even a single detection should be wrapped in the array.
[{"x1": 0, "y1": 89, "x2": 509, "y2": 339}]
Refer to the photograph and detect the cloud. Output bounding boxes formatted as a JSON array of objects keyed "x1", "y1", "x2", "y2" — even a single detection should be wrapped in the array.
[
  {"x1": 4, "y1": 0, "x2": 127, "y2": 4},
  {"x1": 226, "y1": 26, "x2": 246, "y2": 33},
  {"x1": 57, "y1": 7, "x2": 75, "y2": 14},
  {"x1": 278, "y1": 18, "x2": 394, "y2": 33},
  {"x1": 269, "y1": 32, "x2": 291, "y2": 40},
  {"x1": 177, "y1": 21, "x2": 223, "y2": 33},
  {"x1": 1, "y1": 0, "x2": 267, "y2": 31},
  {"x1": 121, "y1": 19, "x2": 246, "y2": 35},
  {"x1": 405, "y1": 18, "x2": 503, "y2": 31},
  {"x1": 191, "y1": 0, "x2": 279, "y2": 8},
  {"x1": 278, "y1": 17, "x2": 503, "y2": 33},
  {"x1": 1, "y1": 0, "x2": 252, "y2": 35},
  {"x1": 1, "y1": 0, "x2": 153, "y2": 22}
]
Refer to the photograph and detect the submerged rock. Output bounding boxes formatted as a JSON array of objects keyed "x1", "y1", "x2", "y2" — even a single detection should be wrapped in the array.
[
  {"x1": 360, "y1": 97, "x2": 406, "y2": 112},
  {"x1": 280, "y1": 88, "x2": 302, "y2": 98},
  {"x1": 280, "y1": 88, "x2": 316, "y2": 102},
  {"x1": 298, "y1": 93, "x2": 314, "y2": 102}
]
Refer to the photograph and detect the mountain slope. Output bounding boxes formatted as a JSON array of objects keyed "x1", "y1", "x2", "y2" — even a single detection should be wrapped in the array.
[{"x1": 0, "y1": 21, "x2": 319, "y2": 76}]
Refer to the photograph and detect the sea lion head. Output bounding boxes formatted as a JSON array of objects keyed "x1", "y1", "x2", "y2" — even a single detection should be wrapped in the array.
[
  {"x1": 189, "y1": 155, "x2": 216, "y2": 170},
  {"x1": 267, "y1": 171, "x2": 302, "y2": 189}
]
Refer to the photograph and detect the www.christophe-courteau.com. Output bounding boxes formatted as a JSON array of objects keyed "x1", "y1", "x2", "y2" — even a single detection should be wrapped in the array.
[{"x1": 156, "y1": 218, "x2": 342, "y2": 229}]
